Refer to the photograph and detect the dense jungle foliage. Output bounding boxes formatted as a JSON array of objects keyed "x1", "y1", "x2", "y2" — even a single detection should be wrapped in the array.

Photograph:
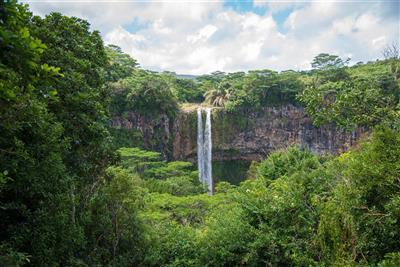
[{"x1": 1, "y1": 1, "x2": 399, "y2": 266}]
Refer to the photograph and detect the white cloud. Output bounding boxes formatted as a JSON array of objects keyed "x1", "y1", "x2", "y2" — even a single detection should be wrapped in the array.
[
  {"x1": 372, "y1": 36, "x2": 387, "y2": 47},
  {"x1": 187, "y1": 25, "x2": 218, "y2": 43},
  {"x1": 152, "y1": 19, "x2": 172, "y2": 35},
  {"x1": 241, "y1": 41, "x2": 264, "y2": 61},
  {"x1": 105, "y1": 27, "x2": 145, "y2": 44},
  {"x1": 25, "y1": 0, "x2": 399, "y2": 74},
  {"x1": 331, "y1": 17, "x2": 356, "y2": 35}
]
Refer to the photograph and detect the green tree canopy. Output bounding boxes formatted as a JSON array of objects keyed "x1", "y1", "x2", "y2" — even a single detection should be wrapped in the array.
[
  {"x1": 105, "y1": 44, "x2": 139, "y2": 82},
  {"x1": 311, "y1": 53, "x2": 350, "y2": 70}
]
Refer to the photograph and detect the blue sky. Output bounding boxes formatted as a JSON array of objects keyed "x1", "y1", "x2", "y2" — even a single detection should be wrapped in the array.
[
  {"x1": 224, "y1": 0, "x2": 268, "y2": 16},
  {"x1": 25, "y1": 0, "x2": 399, "y2": 74}
]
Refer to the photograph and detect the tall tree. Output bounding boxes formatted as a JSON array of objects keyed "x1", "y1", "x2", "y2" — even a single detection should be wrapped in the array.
[
  {"x1": 105, "y1": 44, "x2": 138, "y2": 82},
  {"x1": 311, "y1": 53, "x2": 350, "y2": 71},
  {"x1": 31, "y1": 13, "x2": 115, "y2": 217},
  {"x1": 204, "y1": 81, "x2": 232, "y2": 107},
  {"x1": 25, "y1": 12, "x2": 117, "y2": 264},
  {"x1": 0, "y1": 1, "x2": 76, "y2": 265}
]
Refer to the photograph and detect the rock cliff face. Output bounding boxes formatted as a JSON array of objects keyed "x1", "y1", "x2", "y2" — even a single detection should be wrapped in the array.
[
  {"x1": 111, "y1": 112, "x2": 173, "y2": 158},
  {"x1": 172, "y1": 105, "x2": 365, "y2": 161},
  {"x1": 112, "y1": 105, "x2": 365, "y2": 162}
]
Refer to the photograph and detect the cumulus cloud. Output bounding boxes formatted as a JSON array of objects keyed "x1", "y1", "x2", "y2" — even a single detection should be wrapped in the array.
[
  {"x1": 25, "y1": 0, "x2": 399, "y2": 74},
  {"x1": 187, "y1": 25, "x2": 218, "y2": 43}
]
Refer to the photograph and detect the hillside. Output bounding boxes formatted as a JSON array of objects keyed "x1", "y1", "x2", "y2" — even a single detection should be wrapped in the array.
[{"x1": 1, "y1": 1, "x2": 400, "y2": 266}]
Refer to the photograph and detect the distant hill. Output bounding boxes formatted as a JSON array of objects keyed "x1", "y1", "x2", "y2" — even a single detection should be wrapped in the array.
[{"x1": 174, "y1": 74, "x2": 198, "y2": 80}]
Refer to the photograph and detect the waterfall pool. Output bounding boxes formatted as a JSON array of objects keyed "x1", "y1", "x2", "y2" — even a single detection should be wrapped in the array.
[{"x1": 212, "y1": 160, "x2": 251, "y2": 185}]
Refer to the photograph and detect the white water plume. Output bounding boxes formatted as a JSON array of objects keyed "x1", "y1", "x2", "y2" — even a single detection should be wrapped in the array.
[{"x1": 197, "y1": 108, "x2": 213, "y2": 195}]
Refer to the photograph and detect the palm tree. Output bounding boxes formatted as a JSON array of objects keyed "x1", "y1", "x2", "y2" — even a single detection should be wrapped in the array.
[{"x1": 204, "y1": 81, "x2": 232, "y2": 107}]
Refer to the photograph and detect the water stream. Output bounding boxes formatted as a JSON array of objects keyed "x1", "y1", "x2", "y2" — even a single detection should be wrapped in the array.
[
  {"x1": 197, "y1": 108, "x2": 213, "y2": 195},
  {"x1": 197, "y1": 108, "x2": 204, "y2": 184}
]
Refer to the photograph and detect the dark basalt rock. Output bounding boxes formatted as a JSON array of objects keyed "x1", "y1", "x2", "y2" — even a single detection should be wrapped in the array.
[{"x1": 111, "y1": 105, "x2": 366, "y2": 162}]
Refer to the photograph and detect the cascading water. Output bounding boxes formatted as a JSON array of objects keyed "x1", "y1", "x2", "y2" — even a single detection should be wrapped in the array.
[
  {"x1": 204, "y1": 108, "x2": 213, "y2": 194},
  {"x1": 197, "y1": 109, "x2": 204, "y2": 184},
  {"x1": 197, "y1": 108, "x2": 213, "y2": 195}
]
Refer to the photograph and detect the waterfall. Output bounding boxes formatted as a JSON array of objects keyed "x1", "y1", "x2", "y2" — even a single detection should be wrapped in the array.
[
  {"x1": 197, "y1": 108, "x2": 213, "y2": 195},
  {"x1": 197, "y1": 109, "x2": 204, "y2": 184},
  {"x1": 204, "y1": 108, "x2": 213, "y2": 195}
]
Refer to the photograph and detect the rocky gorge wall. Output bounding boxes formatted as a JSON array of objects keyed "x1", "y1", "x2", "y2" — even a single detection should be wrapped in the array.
[
  {"x1": 111, "y1": 104, "x2": 365, "y2": 162},
  {"x1": 111, "y1": 111, "x2": 173, "y2": 158}
]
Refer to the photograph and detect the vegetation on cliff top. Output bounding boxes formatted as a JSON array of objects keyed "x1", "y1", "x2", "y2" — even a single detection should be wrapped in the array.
[
  {"x1": 1, "y1": 1, "x2": 400, "y2": 266},
  {"x1": 107, "y1": 38, "x2": 399, "y2": 128}
]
